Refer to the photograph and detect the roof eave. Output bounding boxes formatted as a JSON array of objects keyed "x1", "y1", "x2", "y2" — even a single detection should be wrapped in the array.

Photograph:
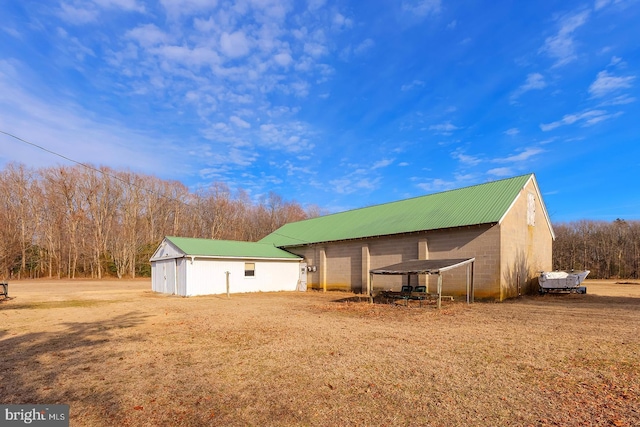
[{"x1": 151, "y1": 254, "x2": 301, "y2": 262}]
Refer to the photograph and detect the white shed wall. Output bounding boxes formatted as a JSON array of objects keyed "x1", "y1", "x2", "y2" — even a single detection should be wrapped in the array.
[
  {"x1": 150, "y1": 258, "x2": 300, "y2": 296},
  {"x1": 183, "y1": 258, "x2": 301, "y2": 296}
]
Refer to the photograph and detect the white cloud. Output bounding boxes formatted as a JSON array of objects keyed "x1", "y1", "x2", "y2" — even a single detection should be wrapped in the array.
[
  {"x1": 59, "y1": 0, "x2": 145, "y2": 23},
  {"x1": 151, "y1": 45, "x2": 220, "y2": 67},
  {"x1": 493, "y1": 148, "x2": 544, "y2": 163},
  {"x1": 259, "y1": 122, "x2": 314, "y2": 152},
  {"x1": 597, "y1": 95, "x2": 636, "y2": 106},
  {"x1": 333, "y1": 13, "x2": 353, "y2": 29},
  {"x1": 273, "y1": 52, "x2": 293, "y2": 67},
  {"x1": 402, "y1": 0, "x2": 441, "y2": 17},
  {"x1": 93, "y1": 0, "x2": 145, "y2": 12},
  {"x1": 372, "y1": 159, "x2": 394, "y2": 169},
  {"x1": 452, "y1": 149, "x2": 481, "y2": 166},
  {"x1": 230, "y1": 116, "x2": 251, "y2": 128},
  {"x1": 583, "y1": 111, "x2": 623, "y2": 126},
  {"x1": 193, "y1": 16, "x2": 216, "y2": 33},
  {"x1": 539, "y1": 10, "x2": 590, "y2": 67},
  {"x1": 608, "y1": 56, "x2": 623, "y2": 67},
  {"x1": 488, "y1": 167, "x2": 513, "y2": 177},
  {"x1": 511, "y1": 73, "x2": 546, "y2": 101},
  {"x1": 429, "y1": 122, "x2": 459, "y2": 134},
  {"x1": 353, "y1": 38, "x2": 375, "y2": 55},
  {"x1": 328, "y1": 175, "x2": 380, "y2": 195},
  {"x1": 57, "y1": 28, "x2": 96, "y2": 61},
  {"x1": 504, "y1": 128, "x2": 520, "y2": 136},
  {"x1": 58, "y1": 3, "x2": 99, "y2": 24},
  {"x1": 160, "y1": 0, "x2": 217, "y2": 17},
  {"x1": 220, "y1": 31, "x2": 251, "y2": 58},
  {"x1": 303, "y1": 42, "x2": 328, "y2": 57},
  {"x1": 198, "y1": 146, "x2": 256, "y2": 168},
  {"x1": 126, "y1": 24, "x2": 169, "y2": 47},
  {"x1": 307, "y1": 0, "x2": 326, "y2": 10},
  {"x1": 540, "y1": 110, "x2": 611, "y2": 131},
  {"x1": 588, "y1": 70, "x2": 635, "y2": 98},
  {"x1": 290, "y1": 81, "x2": 310, "y2": 97},
  {"x1": 416, "y1": 178, "x2": 456, "y2": 192},
  {"x1": 594, "y1": 0, "x2": 623, "y2": 10},
  {"x1": 401, "y1": 80, "x2": 425, "y2": 92}
]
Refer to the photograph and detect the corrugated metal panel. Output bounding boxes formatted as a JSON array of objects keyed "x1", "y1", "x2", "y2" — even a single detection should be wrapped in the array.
[
  {"x1": 260, "y1": 174, "x2": 532, "y2": 247},
  {"x1": 164, "y1": 236, "x2": 301, "y2": 259}
]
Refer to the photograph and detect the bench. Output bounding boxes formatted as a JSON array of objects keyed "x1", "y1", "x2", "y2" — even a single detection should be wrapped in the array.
[
  {"x1": 0, "y1": 282, "x2": 7, "y2": 298},
  {"x1": 379, "y1": 285, "x2": 453, "y2": 307},
  {"x1": 379, "y1": 285, "x2": 414, "y2": 306}
]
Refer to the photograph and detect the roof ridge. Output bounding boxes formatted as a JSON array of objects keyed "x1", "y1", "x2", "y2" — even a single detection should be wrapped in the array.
[{"x1": 167, "y1": 236, "x2": 275, "y2": 245}]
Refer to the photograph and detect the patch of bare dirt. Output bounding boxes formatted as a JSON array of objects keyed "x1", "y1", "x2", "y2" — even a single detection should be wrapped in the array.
[{"x1": 1, "y1": 279, "x2": 638, "y2": 426}]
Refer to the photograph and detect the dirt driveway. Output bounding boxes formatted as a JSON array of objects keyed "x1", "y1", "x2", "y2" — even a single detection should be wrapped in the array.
[{"x1": 1, "y1": 279, "x2": 639, "y2": 426}]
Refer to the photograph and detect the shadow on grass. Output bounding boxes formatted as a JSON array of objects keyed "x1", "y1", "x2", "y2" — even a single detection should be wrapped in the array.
[
  {"x1": 0, "y1": 300, "x2": 121, "y2": 310},
  {"x1": 329, "y1": 294, "x2": 448, "y2": 310},
  {"x1": 0, "y1": 311, "x2": 149, "y2": 424},
  {"x1": 330, "y1": 295, "x2": 371, "y2": 303}
]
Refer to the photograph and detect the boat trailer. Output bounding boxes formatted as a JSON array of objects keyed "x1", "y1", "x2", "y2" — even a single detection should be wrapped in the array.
[{"x1": 538, "y1": 270, "x2": 590, "y2": 294}]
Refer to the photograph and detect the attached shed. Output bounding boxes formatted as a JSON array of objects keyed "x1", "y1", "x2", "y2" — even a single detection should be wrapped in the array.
[
  {"x1": 150, "y1": 236, "x2": 303, "y2": 296},
  {"x1": 259, "y1": 174, "x2": 554, "y2": 301}
]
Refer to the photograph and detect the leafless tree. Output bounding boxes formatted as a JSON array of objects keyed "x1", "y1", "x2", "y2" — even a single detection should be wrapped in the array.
[
  {"x1": 553, "y1": 219, "x2": 640, "y2": 279},
  {"x1": 0, "y1": 163, "x2": 317, "y2": 279}
]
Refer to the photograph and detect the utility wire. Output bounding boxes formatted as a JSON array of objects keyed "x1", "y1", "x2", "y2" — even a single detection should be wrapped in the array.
[
  {"x1": 1, "y1": 130, "x2": 318, "y2": 241},
  {"x1": 0, "y1": 129, "x2": 189, "y2": 206}
]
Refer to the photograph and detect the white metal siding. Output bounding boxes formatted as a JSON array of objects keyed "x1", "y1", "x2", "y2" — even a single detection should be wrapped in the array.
[
  {"x1": 183, "y1": 258, "x2": 301, "y2": 296},
  {"x1": 151, "y1": 259, "x2": 176, "y2": 294},
  {"x1": 176, "y1": 258, "x2": 188, "y2": 296}
]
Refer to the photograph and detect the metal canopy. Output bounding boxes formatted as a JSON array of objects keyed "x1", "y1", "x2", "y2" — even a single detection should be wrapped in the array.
[
  {"x1": 369, "y1": 258, "x2": 475, "y2": 308},
  {"x1": 370, "y1": 258, "x2": 475, "y2": 275}
]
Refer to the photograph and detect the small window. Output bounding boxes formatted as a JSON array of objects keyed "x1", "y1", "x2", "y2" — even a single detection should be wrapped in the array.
[{"x1": 244, "y1": 262, "x2": 255, "y2": 277}]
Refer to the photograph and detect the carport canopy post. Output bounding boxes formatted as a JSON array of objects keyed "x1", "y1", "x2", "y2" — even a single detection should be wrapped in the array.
[{"x1": 437, "y1": 274, "x2": 442, "y2": 309}]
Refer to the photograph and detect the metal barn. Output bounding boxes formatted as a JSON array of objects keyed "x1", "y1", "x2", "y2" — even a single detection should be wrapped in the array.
[{"x1": 259, "y1": 174, "x2": 555, "y2": 301}]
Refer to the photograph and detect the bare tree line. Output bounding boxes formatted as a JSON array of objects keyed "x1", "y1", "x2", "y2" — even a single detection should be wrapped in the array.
[
  {"x1": 0, "y1": 163, "x2": 321, "y2": 280},
  {"x1": 553, "y1": 219, "x2": 640, "y2": 279},
  {"x1": 3, "y1": 162, "x2": 639, "y2": 281}
]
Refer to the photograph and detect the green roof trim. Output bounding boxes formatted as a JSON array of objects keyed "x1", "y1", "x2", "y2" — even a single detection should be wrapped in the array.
[
  {"x1": 165, "y1": 236, "x2": 301, "y2": 259},
  {"x1": 259, "y1": 174, "x2": 534, "y2": 247}
]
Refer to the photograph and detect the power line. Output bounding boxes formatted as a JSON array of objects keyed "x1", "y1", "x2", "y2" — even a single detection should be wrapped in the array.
[
  {"x1": 0, "y1": 129, "x2": 188, "y2": 205},
  {"x1": 1, "y1": 130, "x2": 316, "y2": 236}
]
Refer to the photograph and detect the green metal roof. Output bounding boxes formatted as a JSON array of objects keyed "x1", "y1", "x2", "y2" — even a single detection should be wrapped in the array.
[
  {"x1": 259, "y1": 174, "x2": 534, "y2": 247},
  {"x1": 165, "y1": 236, "x2": 301, "y2": 259}
]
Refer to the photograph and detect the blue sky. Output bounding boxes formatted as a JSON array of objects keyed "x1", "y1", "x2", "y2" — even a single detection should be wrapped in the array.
[{"x1": 1, "y1": 0, "x2": 638, "y2": 222}]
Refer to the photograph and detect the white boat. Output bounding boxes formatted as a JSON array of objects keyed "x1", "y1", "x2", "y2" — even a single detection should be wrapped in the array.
[{"x1": 538, "y1": 270, "x2": 590, "y2": 294}]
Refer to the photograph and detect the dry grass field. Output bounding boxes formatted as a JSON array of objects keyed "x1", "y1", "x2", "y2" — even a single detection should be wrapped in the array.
[{"x1": 1, "y1": 279, "x2": 639, "y2": 426}]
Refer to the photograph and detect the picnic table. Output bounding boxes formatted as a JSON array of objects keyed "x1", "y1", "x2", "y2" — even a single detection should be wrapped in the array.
[{"x1": 0, "y1": 282, "x2": 7, "y2": 298}]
